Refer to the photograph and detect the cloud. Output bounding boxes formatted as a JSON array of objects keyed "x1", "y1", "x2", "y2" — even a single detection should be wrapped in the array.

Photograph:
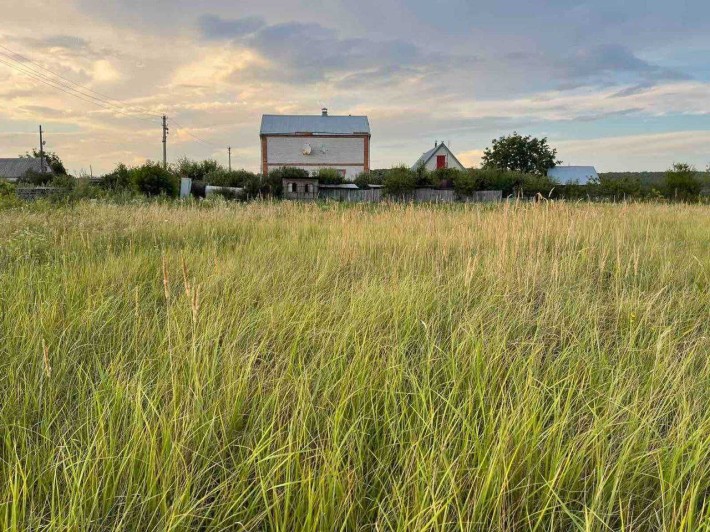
[{"x1": 198, "y1": 15, "x2": 265, "y2": 39}]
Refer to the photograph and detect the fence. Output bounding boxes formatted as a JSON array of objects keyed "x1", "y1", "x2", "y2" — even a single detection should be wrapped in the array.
[
  {"x1": 15, "y1": 187, "x2": 67, "y2": 201},
  {"x1": 319, "y1": 188, "x2": 383, "y2": 202}
]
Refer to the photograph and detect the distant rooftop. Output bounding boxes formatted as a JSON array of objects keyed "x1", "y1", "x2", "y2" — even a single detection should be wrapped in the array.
[
  {"x1": 0, "y1": 158, "x2": 52, "y2": 181},
  {"x1": 261, "y1": 112, "x2": 370, "y2": 136},
  {"x1": 548, "y1": 166, "x2": 599, "y2": 185}
]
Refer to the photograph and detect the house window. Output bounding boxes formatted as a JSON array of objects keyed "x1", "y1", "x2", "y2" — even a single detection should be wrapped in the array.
[
  {"x1": 290, "y1": 182, "x2": 297, "y2": 193},
  {"x1": 436, "y1": 155, "x2": 447, "y2": 169},
  {"x1": 304, "y1": 184, "x2": 310, "y2": 193},
  {"x1": 337, "y1": 169, "x2": 346, "y2": 177}
]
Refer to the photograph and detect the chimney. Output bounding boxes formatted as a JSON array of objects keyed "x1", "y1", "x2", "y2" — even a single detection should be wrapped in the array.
[
  {"x1": 435, "y1": 140, "x2": 438, "y2": 147},
  {"x1": 322, "y1": 108, "x2": 328, "y2": 117}
]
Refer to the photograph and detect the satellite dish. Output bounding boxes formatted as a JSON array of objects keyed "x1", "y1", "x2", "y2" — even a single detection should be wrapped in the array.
[{"x1": 303, "y1": 143, "x2": 312, "y2": 155}]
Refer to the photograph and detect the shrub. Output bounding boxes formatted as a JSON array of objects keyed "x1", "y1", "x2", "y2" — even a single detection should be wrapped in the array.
[
  {"x1": 174, "y1": 158, "x2": 220, "y2": 182},
  {"x1": 132, "y1": 162, "x2": 179, "y2": 197},
  {"x1": 383, "y1": 165, "x2": 417, "y2": 196},
  {"x1": 430, "y1": 167, "x2": 462, "y2": 189},
  {"x1": 18, "y1": 170, "x2": 54, "y2": 186},
  {"x1": 664, "y1": 163, "x2": 702, "y2": 201},
  {"x1": 314, "y1": 168, "x2": 345, "y2": 185},
  {"x1": 206, "y1": 169, "x2": 255, "y2": 188},
  {"x1": 101, "y1": 163, "x2": 133, "y2": 192},
  {"x1": 355, "y1": 170, "x2": 386, "y2": 189}
]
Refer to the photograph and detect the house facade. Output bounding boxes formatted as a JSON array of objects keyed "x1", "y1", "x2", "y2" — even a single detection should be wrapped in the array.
[
  {"x1": 260, "y1": 109, "x2": 371, "y2": 180},
  {"x1": 412, "y1": 142, "x2": 466, "y2": 172}
]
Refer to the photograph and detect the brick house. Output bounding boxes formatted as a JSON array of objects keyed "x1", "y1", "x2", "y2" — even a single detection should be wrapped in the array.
[{"x1": 260, "y1": 109, "x2": 371, "y2": 181}]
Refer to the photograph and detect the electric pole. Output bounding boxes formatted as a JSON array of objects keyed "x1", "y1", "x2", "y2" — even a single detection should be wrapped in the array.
[
  {"x1": 228, "y1": 146, "x2": 232, "y2": 172},
  {"x1": 162, "y1": 115, "x2": 168, "y2": 169},
  {"x1": 39, "y1": 125, "x2": 45, "y2": 174}
]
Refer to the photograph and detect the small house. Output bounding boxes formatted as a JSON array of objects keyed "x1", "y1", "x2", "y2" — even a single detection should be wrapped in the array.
[
  {"x1": 283, "y1": 176, "x2": 319, "y2": 200},
  {"x1": 412, "y1": 142, "x2": 465, "y2": 172}
]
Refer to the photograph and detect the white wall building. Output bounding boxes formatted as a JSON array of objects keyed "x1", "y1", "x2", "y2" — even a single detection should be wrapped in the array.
[
  {"x1": 260, "y1": 109, "x2": 371, "y2": 180},
  {"x1": 412, "y1": 142, "x2": 466, "y2": 172}
]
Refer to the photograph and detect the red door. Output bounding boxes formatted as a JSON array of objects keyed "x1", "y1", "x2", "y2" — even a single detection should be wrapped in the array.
[{"x1": 436, "y1": 155, "x2": 446, "y2": 169}]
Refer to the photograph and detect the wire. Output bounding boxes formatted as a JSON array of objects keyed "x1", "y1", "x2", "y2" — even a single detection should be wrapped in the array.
[
  {"x1": 171, "y1": 119, "x2": 221, "y2": 149},
  {"x1": 0, "y1": 42, "x2": 226, "y2": 158},
  {"x1": 0, "y1": 56, "x2": 161, "y2": 125},
  {"x1": 0, "y1": 43, "x2": 163, "y2": 119}
]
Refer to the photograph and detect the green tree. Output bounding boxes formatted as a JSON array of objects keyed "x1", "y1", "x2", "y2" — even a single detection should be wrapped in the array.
[
  {"x1": 21, "y1": 149, "x2": 67, "y2": 175},
  {"x1": 482, "y1": 133, "x2": 560, "y2": 176},
  {"x1": 664, "y1": 163, "x2": 702, "y2": 201}
]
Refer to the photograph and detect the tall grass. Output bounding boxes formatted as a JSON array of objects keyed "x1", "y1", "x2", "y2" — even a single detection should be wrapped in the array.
[{"x1": 0, "y1": 200, "x2": 708, "y2": 530}]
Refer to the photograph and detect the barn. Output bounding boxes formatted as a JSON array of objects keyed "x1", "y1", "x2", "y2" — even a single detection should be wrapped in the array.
[
  {"x1": 260, "y1": 109, "x2": 371, "y2": 180},
  {"x1": 412, "y1": 141, "x2": 466, "y2": 172}
]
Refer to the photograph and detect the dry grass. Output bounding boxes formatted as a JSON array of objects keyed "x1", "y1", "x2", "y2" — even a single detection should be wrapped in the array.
[{"x1": 0, "y1": 200, "x2": 709, "y2": 530}]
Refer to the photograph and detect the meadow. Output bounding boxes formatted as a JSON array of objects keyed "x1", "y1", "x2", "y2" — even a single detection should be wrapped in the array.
[{"x1": 0, "y1": 200, "x2": 708, "y2": 530}]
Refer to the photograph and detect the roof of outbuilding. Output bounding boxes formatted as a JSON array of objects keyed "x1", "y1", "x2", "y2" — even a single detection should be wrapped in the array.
[
  {"x1": 260, "y1": 114, "x2": 370, "y2": 135},
  {"x1": 547, "y1": 166, "x2": 599, "y2": 184},
  {"x1": 412, "y1": 143, "x2": 465, "y2": 171},
  {"x1": 0, "y1": 158, "x2": 52, "y2": 180}
]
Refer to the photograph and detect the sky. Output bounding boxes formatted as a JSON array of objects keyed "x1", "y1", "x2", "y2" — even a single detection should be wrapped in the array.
[{"x1": 1, "y1": 0, "x2": 709, "y2": 175}]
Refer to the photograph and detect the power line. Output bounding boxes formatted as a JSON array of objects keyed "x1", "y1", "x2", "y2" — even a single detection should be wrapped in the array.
[
  {"x1": 0, "y1": 56, "x2": 160, "y2": 125},
  {"x1": 171, "y1": 119, "x2": 220, "y2": 149},
  {"x1": 0, "y1": 43, "x2": 163, "y2": 119}
]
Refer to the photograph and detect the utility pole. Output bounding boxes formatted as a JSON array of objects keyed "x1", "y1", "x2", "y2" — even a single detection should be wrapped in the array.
[
  {"x1": 39, "y1": 125, "x2": 45, "y2": 174},
  {"x1": 162, "y1": 115, "x2": 168, "y2": 169},
  {"x1": 228, "y1": 146, "x2": 232, "y2": 172}
]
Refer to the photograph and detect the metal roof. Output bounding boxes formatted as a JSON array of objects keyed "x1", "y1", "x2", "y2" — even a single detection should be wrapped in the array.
[
  {"x1": 547, "y1": 166, "x2": 599, "y2": 185},
  {"x1": 260, "y1": 114, "x2": 370, "y2": 135},
  {"x1": 0, "y1": 158, "x2": 52, "y2": 180}
]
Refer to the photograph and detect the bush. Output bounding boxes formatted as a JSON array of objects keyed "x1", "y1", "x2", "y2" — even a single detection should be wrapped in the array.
[
  {"x1": 174, "y1": 158, "x2": 220, "y2": 182},
  {"x1": 430, "y1": 167, "x2": 462, "y2": 189},
  {"x1": 18, "y1": 170, "x2": 54, "y2": 186},
  {"x1": 132, "y1": 162, "x2": 179, "y2": 197},
  {"x1": 383, "y1": 165, "x2": 417, "y2": 196},
  {"x1": 0, "y1": 180, "x2": 15, "y2": 197},
  {"x1": 355, "y1": 170, "x2": 386, "y2": 189},
  {"x1": 314, "y1": 168, "x2": 345, "y2": 185},
  {"x1": 205, "y1": 169, "x2": 255, "y2": 188},
  {"x1": 664, "y1": 163, "x2": 702, "y2": 201},
  {"x1": 101, "y1": 163, "x2": 133, "y2": 192}
]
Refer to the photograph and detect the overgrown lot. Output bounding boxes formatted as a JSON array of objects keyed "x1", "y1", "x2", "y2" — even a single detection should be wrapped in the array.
[{"x1": 0, "y1": 201, "x2": 708, "y2": 530}]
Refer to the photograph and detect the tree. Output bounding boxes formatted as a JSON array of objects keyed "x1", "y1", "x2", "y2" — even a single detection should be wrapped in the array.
[
  {"x1": 481, "y1": 133, "x2": 560, "y2": 176},
  {"x1": 21, "y1": 149, "x2": 67, "y2": 175},
  {"x1": 664, "y1": 163, "x2": 702, "y2": 201}
]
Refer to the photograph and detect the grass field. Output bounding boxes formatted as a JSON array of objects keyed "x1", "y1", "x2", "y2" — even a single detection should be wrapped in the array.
[{"x1": 0, "y1": 200, "x2": 709, "y2": 530}]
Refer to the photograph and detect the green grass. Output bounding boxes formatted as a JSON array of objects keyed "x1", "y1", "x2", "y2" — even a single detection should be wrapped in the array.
[{"x1": 0, "y1": 200, "x2": 709, "y2": 530}]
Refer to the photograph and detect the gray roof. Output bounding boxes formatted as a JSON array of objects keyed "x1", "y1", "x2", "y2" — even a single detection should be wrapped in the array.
[
  {"x1": 261, "y1": 114, "x2": 370, "y2": 135},
  {"x1": 547, "y1": 166, "x2": 599, "y2": 185},
  {"x1": 0, "y1": 158, "x2": 52, "y2": 180},
  {"x1": 412, "y1": 143, "x2": 465, "y2": 171}
]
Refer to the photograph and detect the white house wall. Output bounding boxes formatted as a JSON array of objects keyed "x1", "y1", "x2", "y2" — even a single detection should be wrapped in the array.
[
  {"x1": 421, "y1": 145, "x2": 465, "y2": 172},
  {"x1": 266, "y1": 136, "x2": 367, "y2": 179}
]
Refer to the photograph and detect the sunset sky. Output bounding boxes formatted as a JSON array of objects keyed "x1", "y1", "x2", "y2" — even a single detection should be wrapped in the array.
[{"x1": 1, "y1": 0, "x2": 709, "y2": 175}]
